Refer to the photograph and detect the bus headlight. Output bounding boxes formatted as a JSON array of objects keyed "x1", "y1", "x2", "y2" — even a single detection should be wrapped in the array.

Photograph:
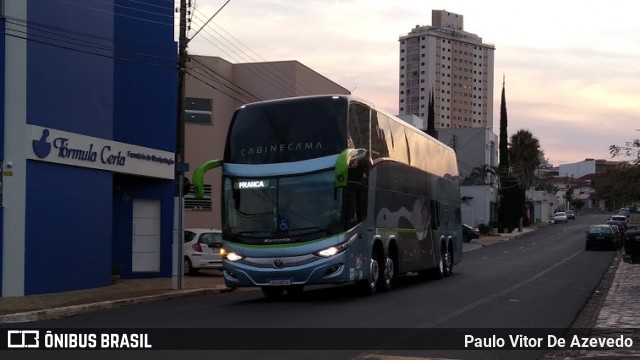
[
  {"x1": 220, "y1": 248, "x2": 243, "y2": 262},
  {"x1": 316, "y1": 246, "x2": 340, "y2": 257},
  {"x1": 314, "y1": 233, "x2": 358, "y2": 258}
]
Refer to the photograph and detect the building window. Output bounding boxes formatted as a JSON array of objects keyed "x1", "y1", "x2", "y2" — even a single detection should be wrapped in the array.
[
  {"x1": 185, "y1": 97, "x2": 213, "y2": 124},
  {"x1": 185, "y1": 184, "x2": 212, "y2": 211}
]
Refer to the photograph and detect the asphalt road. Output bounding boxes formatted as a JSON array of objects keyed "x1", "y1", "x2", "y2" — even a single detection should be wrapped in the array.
[{"x1": 7, "y1": 213, "x2": 616, "y2": 360}]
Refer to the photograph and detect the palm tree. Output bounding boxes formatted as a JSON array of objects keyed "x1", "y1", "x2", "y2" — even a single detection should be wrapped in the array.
[
  {"x1": 509, "y1": 129, "x2": 542, "y2": 189},
  {"x1": 462, "y1": 164, "x2": 498, "y2": 186}
]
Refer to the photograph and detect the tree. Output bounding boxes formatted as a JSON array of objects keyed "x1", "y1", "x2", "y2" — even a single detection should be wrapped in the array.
[
  {"x1": 498, "y1": 76, "x2": 510, "y2": 174},
  {"x1": 509, "y1": 129, "x2": 542, "y2": 189},
  {"x1": 462, "y1": 164, "x2": 498, "y2": 186},
  {"x1": 497, "y1": 76, "x2": 524, "y2": 231},
  {"x1": 426, "y1": 88, "x2": 436, "y2": 138},
  {"x1": 610, "y1": 138, "x2": 640, "y2": 165},
  {"x1": 593, "y1": 165, "x2": 640, "y2": 209}
]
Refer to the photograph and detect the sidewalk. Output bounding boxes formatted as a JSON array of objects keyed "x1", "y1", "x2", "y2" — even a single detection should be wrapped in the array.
[{"x1": 0, "y1": 270, "x2": 231, "y2": 323}]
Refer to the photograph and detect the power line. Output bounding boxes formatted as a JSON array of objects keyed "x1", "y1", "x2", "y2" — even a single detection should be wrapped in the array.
[
  {"x1": 186, "y1": 15, "x2": 298, "y2": 99},
  {"x1": 189, "y1": 0, "x2": 230, "y2": 41},
  {"x1": 190, "y1": 57, "x2": 262, "y2": 103},
  {"x1": 4, "y1": 18, "x2": 176, "y2": 68},
  {"x1": 4, "y1": 31, "x2": 176, "y2": 69},
  {"x1": 206, "y1": 18, "x2": 317, "y2": 95},
  {"x1": 189, "y1": 68, "x2": 252, "y2": 104},
  {"x1": 190, "y1": 8, "x2": 322, "y2": 97},
  {"x1": 57, "y1": 0, "x2": 175, "y2": 27}
]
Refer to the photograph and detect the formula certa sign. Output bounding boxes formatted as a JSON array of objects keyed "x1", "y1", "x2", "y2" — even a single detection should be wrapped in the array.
[{"x1": 26, "y1": 124, "x2": 175, "y2": 179}]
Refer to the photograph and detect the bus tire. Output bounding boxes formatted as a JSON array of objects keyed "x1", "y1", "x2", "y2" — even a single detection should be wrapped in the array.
[
  {"x1": 261, "y1": 286, "x2": 285, "y2": 299},
  {"x1": 357, "y1": 249, "x2": 380, "y2": 295},
  {"x1": 431, "y1": 241, "x2": 448, "y2": 280},
  {"x1": 444, "y1": 241, "x2": 454, "y2": 276},
  {"x1": 379, "y1": 249, "x2": 396, "y2": 292}
]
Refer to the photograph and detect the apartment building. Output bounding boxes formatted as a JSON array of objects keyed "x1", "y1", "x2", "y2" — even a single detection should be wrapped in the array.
[{"x1": 398, "y1": 10, "x2": 495, "y2": 129}]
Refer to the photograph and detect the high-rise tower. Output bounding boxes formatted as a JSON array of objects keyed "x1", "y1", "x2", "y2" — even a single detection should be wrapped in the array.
[{"x1": 399, "y1": 10, "x2": 495, "y2": 129}]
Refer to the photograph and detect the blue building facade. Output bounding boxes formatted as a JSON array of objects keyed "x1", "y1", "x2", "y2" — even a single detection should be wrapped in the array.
[{"x1": 1, "y1": 0, "x2": 177, "y2": 296}]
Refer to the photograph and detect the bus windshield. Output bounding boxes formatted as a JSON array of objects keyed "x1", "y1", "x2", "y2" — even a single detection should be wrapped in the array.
[
  {"x1": 225, "y1": 96, "x2": 348, "y2": 164},
  {"x1": 223, "y1": 170, "x2": 344, "y2": 245}
]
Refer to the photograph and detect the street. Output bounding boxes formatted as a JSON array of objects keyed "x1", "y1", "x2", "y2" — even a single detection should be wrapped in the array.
[{"x1": 8, "y1": 213, "x2": 617, "y2": 360}]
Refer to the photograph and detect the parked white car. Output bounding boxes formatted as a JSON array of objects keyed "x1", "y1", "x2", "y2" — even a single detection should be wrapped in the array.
[
  {"x1": 553, "y1": 212, "x2": 568, "y2": 224},
  {"x1": 611, "y1": 214, "x2": 629, "y2": 224},
  {"x1": 183, "y1": 228, "x2": 223, "y2": 274}
]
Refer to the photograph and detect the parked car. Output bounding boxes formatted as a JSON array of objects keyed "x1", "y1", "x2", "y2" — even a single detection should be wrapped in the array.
[
  {"x1": 462, "y1": 224, "x2": 480, "y2": 242},
  {"x1": 607, "y1": 223, "x2": 623, "y2": 249},
  {"x1": 623, "y1": 229, "x2": 640, "y2": 263},
  {"x1": 553, "y1": 212, "x2": 568, "y2": 224},
  {"x1": 565, "y1": 210, "x2": 576, "y2": 220},
  {"x1": 183, "y1": 228, "x2": 224, "y2": 275},
  {"x1": 612, "y1": 214, "x2": 629, "y2": 222},
  {"x1": 607, "y1": 218, "x2": 628, "y2": 233},
  {"x1": 619, "y1": 208, "x2": 631, "y2": 219},
  {"x1": 585, "y1": 224, "x2": 620, "y2": 250}
]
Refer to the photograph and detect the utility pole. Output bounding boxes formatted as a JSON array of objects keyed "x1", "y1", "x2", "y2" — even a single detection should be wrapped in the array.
[
  {"x1": 174, "y1": 0, "x2": 230, "y2": 290},
  {"x1": 173, "y1": 0, "x2": 189, "y2": 290}
]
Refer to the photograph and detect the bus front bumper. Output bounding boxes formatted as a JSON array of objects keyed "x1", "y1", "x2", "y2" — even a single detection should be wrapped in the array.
[{"x1": 222, "y1": 250, "x2": 368, "y2": 288}]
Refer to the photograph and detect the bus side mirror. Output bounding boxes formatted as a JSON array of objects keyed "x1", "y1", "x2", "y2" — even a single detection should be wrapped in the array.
[
  {"x1": 192, "y1": 159, "x2": 223, "y2": 198},
  {"x1": 335, "y1": 148, "x2": 367, "y2": 188}
]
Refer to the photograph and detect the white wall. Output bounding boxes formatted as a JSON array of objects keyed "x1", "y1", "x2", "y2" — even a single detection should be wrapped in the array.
[{"x1": 460, "y1": 185, "x2": 498, "y2": 226}]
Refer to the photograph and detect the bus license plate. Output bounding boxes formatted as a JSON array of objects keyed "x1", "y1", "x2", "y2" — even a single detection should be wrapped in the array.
[{"x1": 270, "y1": 279, "x2": 291, "y2": 286}]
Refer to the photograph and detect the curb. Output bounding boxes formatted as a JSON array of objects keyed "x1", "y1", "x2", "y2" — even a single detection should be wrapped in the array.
[{"x1": 0, "y1": 286, "x2": 233, "y2": 324}]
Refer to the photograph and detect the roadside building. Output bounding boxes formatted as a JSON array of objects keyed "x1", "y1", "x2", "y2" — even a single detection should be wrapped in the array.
[{"x1": 1, "y1": 1, "x2": 177, "y2": 296}]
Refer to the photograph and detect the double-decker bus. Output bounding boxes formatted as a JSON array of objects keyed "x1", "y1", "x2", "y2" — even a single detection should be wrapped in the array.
[{"x1": 192, "y1": 95, "x2": 462, "y2": 298}]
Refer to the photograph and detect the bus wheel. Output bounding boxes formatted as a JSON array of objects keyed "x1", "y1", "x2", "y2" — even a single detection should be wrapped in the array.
[
  {"x1": 431, "y1": 243, "x2": 447, "y2": 280},
  {"x1": 444, "y1": 244, "x2": 454, "y2": 276},
  {"x1": 379, "y1": 254, "x2": 395, "y2": 292},
  {"x1": 357, "y1": 251, "x2": 380, "y2": 295},
  {"x1": 261, "y1": 286, "x2": 285, "y2": 299}
]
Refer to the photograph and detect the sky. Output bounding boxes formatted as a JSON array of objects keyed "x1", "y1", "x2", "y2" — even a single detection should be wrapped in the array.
[{"x1": 184, "y1": 0, "x2": 640, "y2": 166}]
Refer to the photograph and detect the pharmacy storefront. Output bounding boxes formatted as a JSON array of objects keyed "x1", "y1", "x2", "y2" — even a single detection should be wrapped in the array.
[
  {"x1": 1, "y1": 125, "x2": 176, "y2": 297},
  {"x1": 1, "y1": 0, "x2": 177, "y2": 297}
]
